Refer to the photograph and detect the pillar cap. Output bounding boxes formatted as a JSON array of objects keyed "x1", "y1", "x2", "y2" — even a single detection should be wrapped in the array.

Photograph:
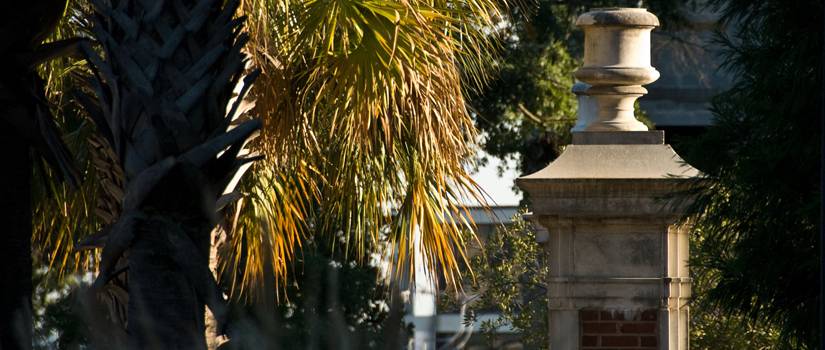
[
  {"x1": 518, "y1": 144, "x2": 699, "y2": 181},
  {"x1": 576, "y1": 8, "x2": 660, "y2": 28}
]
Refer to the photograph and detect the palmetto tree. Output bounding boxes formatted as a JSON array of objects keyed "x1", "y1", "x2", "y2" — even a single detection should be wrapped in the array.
[
  {"x1": 37, "y1": 0, "x2": 505, "y2": 346},
  {"x1": 77, "y1": 0, "x2": 261, "y2": 347},
  {"x1": 0, "y1": 1, "x2": 81, "y2": 348},
  {"x1": 220, "y1": 0, "x2": 506, "y2": 300}
]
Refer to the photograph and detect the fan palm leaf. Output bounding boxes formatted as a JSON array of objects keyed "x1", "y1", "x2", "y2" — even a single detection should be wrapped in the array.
[{"x1": 222, "y1": 0, "x2": 506, "y2": 297}]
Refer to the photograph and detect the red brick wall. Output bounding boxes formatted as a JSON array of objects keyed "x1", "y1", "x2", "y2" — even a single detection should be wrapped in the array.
[{"x1": 580, "y1": 309, "x2": 658, "y2": 349}]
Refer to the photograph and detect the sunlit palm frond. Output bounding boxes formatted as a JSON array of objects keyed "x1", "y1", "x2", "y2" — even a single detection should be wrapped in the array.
[
  {"x1": 218, "y1": 162, "x2": 318, "y2": 302},
  {"x1": 230, "y1": 0, "x2": 505, "y2": 296},
  {"x1": 32, "y1": 123, "x2": 113, "y2": 279},
  {"x1": 33, "y1": 1, "x2": 106, "y2": 278}
]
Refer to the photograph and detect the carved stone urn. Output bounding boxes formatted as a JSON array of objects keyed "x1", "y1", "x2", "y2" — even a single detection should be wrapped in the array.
[{"x1": 574, "y1": 8, "x2": 660, "y2": 131}]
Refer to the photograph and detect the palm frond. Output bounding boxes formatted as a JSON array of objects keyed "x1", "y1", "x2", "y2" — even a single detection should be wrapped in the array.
[
  {"x1": 228, "y1": 0, "x2": 506, "y2": 296},
  {"x1": 218, "y1": 163, "x2": 317, "y2": 301},
  {"x1": 33, "y1": 0, "x2": 104, "y2": 278},
  {"x1": 32, "y1": 122, "x2": 109, "y2": 279}
]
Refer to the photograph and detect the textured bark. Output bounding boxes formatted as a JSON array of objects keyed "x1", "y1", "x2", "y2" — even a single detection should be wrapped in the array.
[
  {"x1": 79, "y1": 1, "x2": 257, "y2": 347},
  {"x1": 0, "y1": 120, "x2": 33, "y2": 350},
  {"x1": 206, "y1": 226, "x2": 229, "y2": 350},
  {"x1": 128, "y1": 214, "x2": 211, "y2": 350}
]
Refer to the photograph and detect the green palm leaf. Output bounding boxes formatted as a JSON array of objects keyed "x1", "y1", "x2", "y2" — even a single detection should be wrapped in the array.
[{"x1": 226, "y1": 0, "x2": 507, "y2": 297}]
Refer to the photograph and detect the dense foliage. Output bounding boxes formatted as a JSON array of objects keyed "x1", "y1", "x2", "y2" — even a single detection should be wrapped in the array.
[
  {"x1": 683, "y1": 0, "x2": 823, "y2": 348},
  {"x1": 689, "y1": 232, "x2": 780, "y2": 349},
  {"x1": 466, "y1": 212, "x2": 549, "y2": 349},
  {"x1": 224, "y1": 237, "x2": 402, "y2": 349}
]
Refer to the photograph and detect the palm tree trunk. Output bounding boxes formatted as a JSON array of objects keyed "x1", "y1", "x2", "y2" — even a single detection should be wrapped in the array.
[
  {"x1": 128, "y1": 214, "x2": 210, "y2": 350},
  {"x1": 0, "y1": 119, "x2": 33, "y2": 350},
  {"x1": 79, "y1": 1, "x2": 257, "y2": 347}
]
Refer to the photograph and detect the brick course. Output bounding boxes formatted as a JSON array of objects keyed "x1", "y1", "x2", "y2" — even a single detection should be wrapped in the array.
[{"x1": 580, "y1": 309, "x2": 658, "y2": 349}]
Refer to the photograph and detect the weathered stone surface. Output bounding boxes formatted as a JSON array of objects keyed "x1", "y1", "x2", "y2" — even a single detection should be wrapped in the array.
[
  {"x1": 520, "y1": 177, "x2": 694, "y2": 350},
  {"x1": 576, "y1": 7, "x2": 660, "y2": 27},
  {"x1": 517, "y1": 8, "x2": 698, "y2": 350},
  {"x1": 519, "y1": 144, "x2": 698, "y2": 180},
  {"x1": 572, "y1": 131, "x2": 664, "y2": 145},
  {"x1": 574, "y1": 8, "x2": 660, "y2": 132},
  {"x1": 572, "y1": 82, "x2": 597, "y2": 132}
]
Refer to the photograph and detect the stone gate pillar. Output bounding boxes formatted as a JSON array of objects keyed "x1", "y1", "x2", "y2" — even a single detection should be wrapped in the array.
[{"x1": 516, "y1": 8, "x2": 700, "y2": 350}]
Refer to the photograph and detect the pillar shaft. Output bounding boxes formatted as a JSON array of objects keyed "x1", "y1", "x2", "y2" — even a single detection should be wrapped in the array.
[{"x1": 517, "y1": 8, "x2": 700, "y2": 350}]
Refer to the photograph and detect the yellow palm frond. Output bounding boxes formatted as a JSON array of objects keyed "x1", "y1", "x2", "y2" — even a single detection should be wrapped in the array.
[
  {"x1": 226, "y1": 0, "x2": 505, "y2": 297},
  {"x1": 218, "y1": 162, "x2": 318, "y2": 301}
]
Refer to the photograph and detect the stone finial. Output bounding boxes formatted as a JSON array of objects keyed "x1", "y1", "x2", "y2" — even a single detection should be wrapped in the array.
[{"x1": 574, "y1": 8, "x2": 660, "y2": 131}]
